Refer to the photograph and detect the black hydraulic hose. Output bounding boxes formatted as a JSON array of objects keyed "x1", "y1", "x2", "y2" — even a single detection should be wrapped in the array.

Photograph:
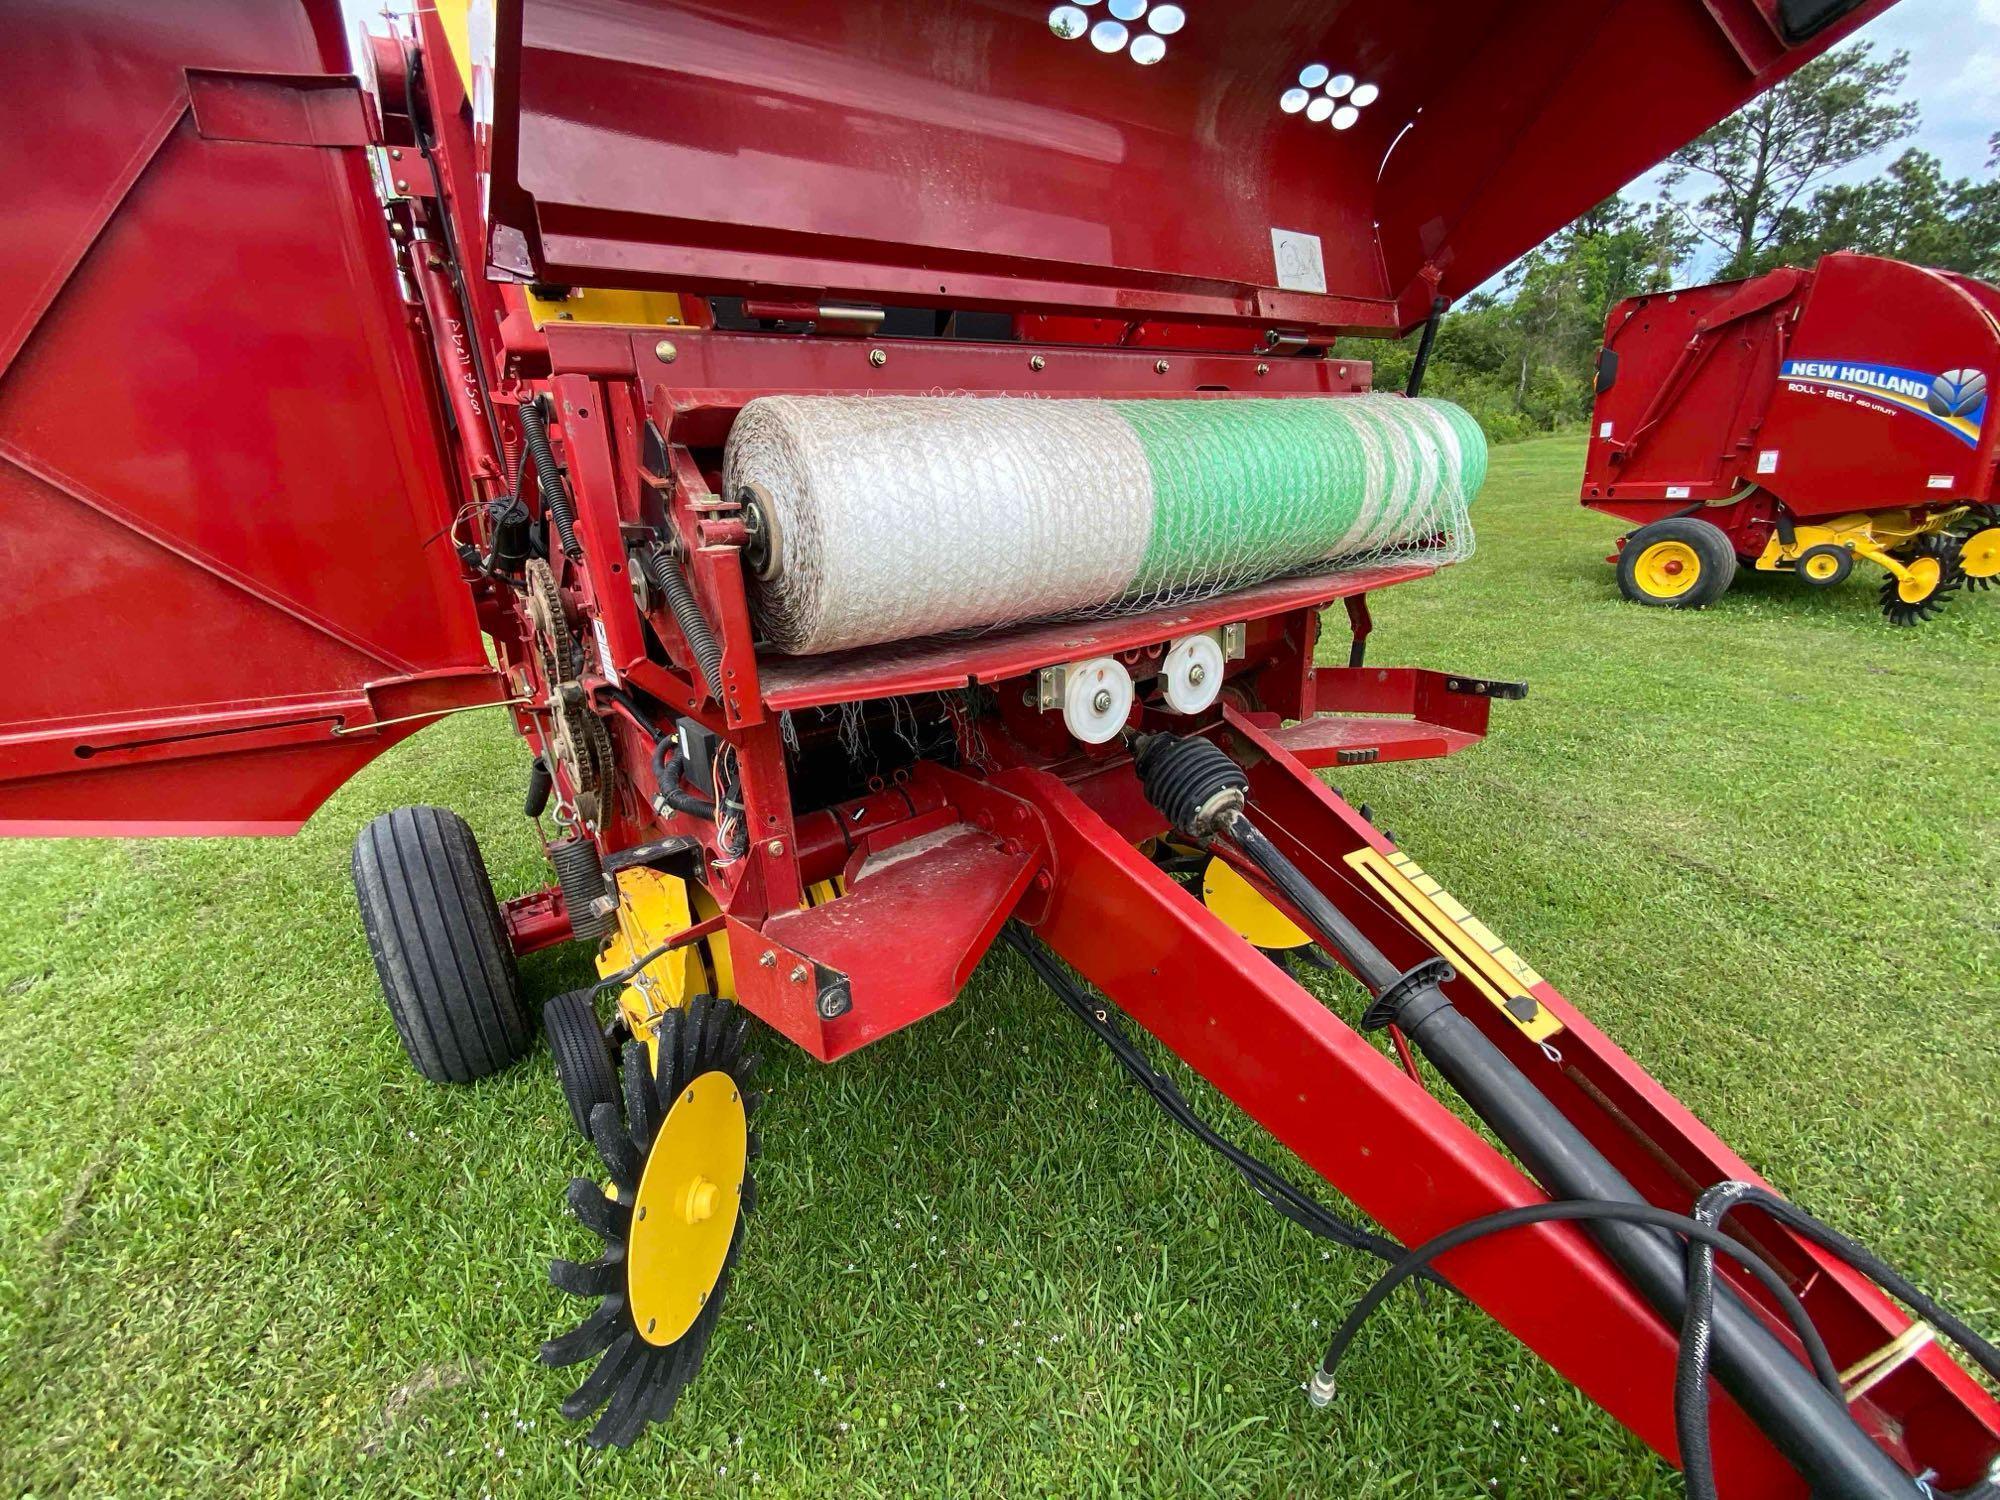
[
  {"x1": 1001, "y1": 924, "x2": 1426, "y2": 1278},
  {"x1": 649, "y1": 733, "x2": 716, "y2": 821},
  {"x1": 1405, "y1": 294, "x2": 1449, "y2": 399},
  {"x1": 1313, "y1": 1199, "x2": 1837, "y2": 1408},
  {"x1": 1210, "y1": 805, "x2": 1921, "y2": 1499},
  {"x1": 641, "y1": 545, "x2": 725, "y2": 704},
  {"x1": 1678, "y1": 1181, "x2": 2000, "y2": 1500},
  {"x1": 517, "y1": 398, "x2": 583, "y2": 561}
]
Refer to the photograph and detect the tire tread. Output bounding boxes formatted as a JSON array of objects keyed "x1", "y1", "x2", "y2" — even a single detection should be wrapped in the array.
[{"x1": 352, "y1": 806, "x2": 530, "y2": 1083}]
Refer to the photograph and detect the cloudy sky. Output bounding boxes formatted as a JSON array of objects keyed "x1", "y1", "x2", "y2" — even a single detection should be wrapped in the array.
[
  {"x1": 1627, "y1": 0, "x2": 1997, "y2": 201},
  {"x1": 1866, "y1": 0, "x2": 1999, "y2": 179}
]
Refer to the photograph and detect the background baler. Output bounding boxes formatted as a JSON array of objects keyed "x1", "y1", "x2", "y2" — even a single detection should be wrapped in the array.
[
  {"x1": 2, "y1": 2, "x2": 1998, "y2": 1497},
  {"x1": 1583, "y1": 252, "x2": 1999, "y2": 623}
]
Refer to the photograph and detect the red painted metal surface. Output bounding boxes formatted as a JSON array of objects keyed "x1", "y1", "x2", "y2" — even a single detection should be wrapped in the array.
[
  {"x1": 758, "y1": 565, "x2": 1433, "y2": 711},
  {"x1": 502, "y1": 885, "x2": 575, "y2": 955},
  {"x1": 13, "y1": 2, "x2": 1999, "y2": 1491},
  {"x1": 0, "y1": 0, "x2": 496, "y2": 834},
  {"x1": 1583, "y1": 253, "x2": 2000, "y2": 544},
  {"x1": 474, "y1": 0, "x2": 1896, "y2": 337}
]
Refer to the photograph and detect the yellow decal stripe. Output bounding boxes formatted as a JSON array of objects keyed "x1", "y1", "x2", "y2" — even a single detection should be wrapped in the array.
[{"x1": 1345, "y1": 848, "x2": 1562, "y2": 1043}]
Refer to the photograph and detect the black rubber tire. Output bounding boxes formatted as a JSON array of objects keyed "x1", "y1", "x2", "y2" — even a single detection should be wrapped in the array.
[
  {"x1": 1616, "y1": 517, "x2": 1738, "y2": 609},
  {"x1": 352, "y1": 805, "x2": 532, "y2": 1084},
  {"x1": 544, "y1": 988, "x2": 619, "y2": 1140}
]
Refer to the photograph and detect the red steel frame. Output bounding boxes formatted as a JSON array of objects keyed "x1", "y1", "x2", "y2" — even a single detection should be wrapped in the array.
[{"x1": 4, "y1": 3, "x2": 1995, "y2": 1495}]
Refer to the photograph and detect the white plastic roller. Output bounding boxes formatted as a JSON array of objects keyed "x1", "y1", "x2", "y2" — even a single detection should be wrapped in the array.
[
  {"x1": 1062, "y1": 656, "x2": 1133, "y2": 744},
  {"x1": 1160, "y1": 632, "x2": 1225, "y2": 714}
]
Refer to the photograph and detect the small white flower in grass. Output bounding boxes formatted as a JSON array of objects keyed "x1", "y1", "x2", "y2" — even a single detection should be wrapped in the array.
[{"x1": 937, "y1": 1380, "x2": 946, "y2": 1389}]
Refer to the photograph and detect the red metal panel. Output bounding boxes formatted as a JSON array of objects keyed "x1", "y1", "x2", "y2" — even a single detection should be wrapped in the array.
[
  {"x1": 0, "y1": 1, "x2": 491, "y2": 834},
  {"x1": 1753, "y1": 255, "x2": 1999, "y2": 515},
  {"x1": 472, "y1": 0, "x2": 1895, "y2": 336},
  {"x1": 756, "y1": 565, "x2": 1433, "y2": 711},
  {"x1": 1584, "y1": 254, "x2": 2000, "y2": 531},
  {"x1": 1375, "y1": 0, "x2": 1895, "y2": 309}
]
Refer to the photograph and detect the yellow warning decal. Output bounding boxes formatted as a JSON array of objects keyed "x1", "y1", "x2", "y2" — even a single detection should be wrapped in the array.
[{"x1": 1343, "y1": 848, "x2": 1564, "y2": 1044}]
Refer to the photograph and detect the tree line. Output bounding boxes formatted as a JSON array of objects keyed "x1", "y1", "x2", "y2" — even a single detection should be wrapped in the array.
[{"x1": 1346, "y1": 44, "x2": 1999, "y2": 442}]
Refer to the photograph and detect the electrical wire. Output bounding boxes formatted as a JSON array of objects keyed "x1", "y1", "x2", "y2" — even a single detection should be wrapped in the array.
[{"x1": 1003, "y1": 925, "x2": 1429, "y2": 1279}]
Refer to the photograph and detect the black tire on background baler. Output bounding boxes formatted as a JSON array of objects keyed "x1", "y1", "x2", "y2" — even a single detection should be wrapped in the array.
[
  {"x1": 352, "y1": 805, "x2": 533, "y2": 1083},
  {"x1": 1616, "y1": 516, "x2": 1738, "y2": 610}
]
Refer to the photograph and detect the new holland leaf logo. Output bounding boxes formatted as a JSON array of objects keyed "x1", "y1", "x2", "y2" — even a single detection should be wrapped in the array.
[{"x1": 1928, "y1": 368, "x2": 1987, "y2": 420}]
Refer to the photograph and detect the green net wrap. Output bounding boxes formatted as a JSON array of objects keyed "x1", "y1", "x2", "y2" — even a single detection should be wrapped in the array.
[{"x1": 724, "y1": 393, "x2": 1485, "y2": 655}]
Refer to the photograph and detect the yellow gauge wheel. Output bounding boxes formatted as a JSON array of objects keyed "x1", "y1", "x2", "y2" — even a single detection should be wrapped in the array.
[
  {"x1": 1633, "y1": 540, "x2": 1702, "y2": 599},
  {"x1": 1803, "y1": 552, "x2": 1841, "y2": 581},
  {"x1": 1203, "y1": 856, "x2": 1309, "y2": 950},
  {"x1": 544, "y1": 995, "x2": 760, "y2": 1448},
  {"x1": 627, "y1": 1069, "x2": 747, "y2": 1347},
  {"x1": 1897, "y1": 555, "x2": 1943, "y2": 604},
  {"x1": 1960, "y1": 525, "x2": 2000, "y2": 580}
]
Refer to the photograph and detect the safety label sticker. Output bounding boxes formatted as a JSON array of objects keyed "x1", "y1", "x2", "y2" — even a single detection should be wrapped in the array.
[{"x1": 1269, "y1": 228, "x2": 1327, "y2": 294}]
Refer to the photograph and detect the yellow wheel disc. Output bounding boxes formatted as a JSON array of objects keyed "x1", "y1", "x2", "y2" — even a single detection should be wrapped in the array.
[
  {"x1": 1634, "y1": 540, "x2": 1701, "y2": 599},
  {"x1": 627, "y1": 1069, "x2": 746, "y2": 1346},
  {"x1": 1961, "y1": 526, "x2": 2000, "y2": 580},
  {"x1": 1203, "y1": 856, "x2": 1309, "y2": 949},
  {"x1": 1897, "y1": 556, "x2": 1942, "y2": 604},
  {"x1": 1803, "y1": 551, "x2": 1843, "y2": 581}
]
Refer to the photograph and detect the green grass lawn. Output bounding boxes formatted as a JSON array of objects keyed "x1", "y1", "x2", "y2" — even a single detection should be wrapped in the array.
[{"x1": 2, "y1": 434, "x2": 1994, "y2": 1498}]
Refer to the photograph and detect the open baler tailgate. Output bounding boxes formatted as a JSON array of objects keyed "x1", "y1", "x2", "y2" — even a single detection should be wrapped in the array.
[
  {"x1": 0, "y1": 1, "x2": 498, "y2": 835},
  {"x1": 479, "y1": 0, "x2": 1898, "y2": 334}
]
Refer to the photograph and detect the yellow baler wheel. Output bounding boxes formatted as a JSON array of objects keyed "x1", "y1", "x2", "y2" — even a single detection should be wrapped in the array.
[{"x1": 1633, "y1": 540, "x2": 1702, "y2": 599}]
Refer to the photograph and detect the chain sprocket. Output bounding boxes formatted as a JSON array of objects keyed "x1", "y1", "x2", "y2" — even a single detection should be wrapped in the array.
[{"x1": 526, "y1": 559, "x2": 611, "y2": 823}]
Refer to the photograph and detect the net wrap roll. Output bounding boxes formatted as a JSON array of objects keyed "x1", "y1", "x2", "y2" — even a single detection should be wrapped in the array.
[{"x1": 723, "y1": 394, "x2": 1486, "y2": 656}]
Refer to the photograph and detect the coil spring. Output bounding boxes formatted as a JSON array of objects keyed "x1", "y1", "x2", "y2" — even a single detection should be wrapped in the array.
[
  {"x1": 642, "y1": 546, "x2": 725, "y2": 704},
  {"x1": 549, "y1": 835, "x2": 611, "y2": 946},
  {"x1": 517, "y1": 398, "x2": 583, "y2": 562}
]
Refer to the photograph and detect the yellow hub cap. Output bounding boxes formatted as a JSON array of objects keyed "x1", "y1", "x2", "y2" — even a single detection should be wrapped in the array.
[
  {"x1": 1897, "y1": 556, "x2": 1942, "y2": 604},
  {"x1": 1634, "y1": 540, "x2": 1701, "y2": 598},
  {"x1": 1961, "y1": 526, "x2": 2000, "y2": 580},
  {"x1": 627, "y1": 1069, "x2": 746, "y2": 1346},
  {"x1": 1802, "y1": 551, "x2": 1843, "y2": 581}
]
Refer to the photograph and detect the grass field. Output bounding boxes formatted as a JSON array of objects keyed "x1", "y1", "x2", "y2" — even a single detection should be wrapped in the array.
[{"x1": 2, "y1": 434, "x2": 1995, "y2": 1499}]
